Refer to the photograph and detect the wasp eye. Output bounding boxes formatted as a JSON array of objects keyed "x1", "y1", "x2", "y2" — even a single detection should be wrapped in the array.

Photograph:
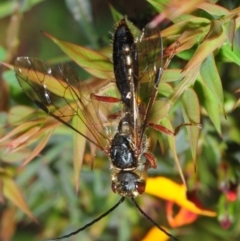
[
  {"x1": 136, "y1": 182, "x2": 146, "y2": 194},
  {"x1": 111, "y1": 183, "x2": 117, "y2": 193}
]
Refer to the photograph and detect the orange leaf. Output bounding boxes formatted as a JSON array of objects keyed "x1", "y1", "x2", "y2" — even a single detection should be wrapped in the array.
[
  {"x1": 4, "y1": 126, "x2": 41, "y2": 150},
  {"x1": 0, "y1": 207, "x2": 16, "y2": 241},
  {"x1": 0, "y1": 121, "x2": 41, "y2": 143},
  {"x1": 18, "y1": 130, "x2": 53, "y2": 170},
  {"x1": 1, "y1": 170, "x2": 37, "y2": 222}
]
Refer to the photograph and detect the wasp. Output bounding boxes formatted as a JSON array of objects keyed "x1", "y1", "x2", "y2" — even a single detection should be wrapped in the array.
[{"x1": 14, "y1": 18, "x2": 199, "y2": 241}]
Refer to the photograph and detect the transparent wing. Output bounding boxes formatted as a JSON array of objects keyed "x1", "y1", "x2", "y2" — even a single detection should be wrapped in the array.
[
  {"x1": 14, "y1": 57, "x2": 117, "y2": 151},
  {"x1": 137, "y1": 26, "x2": 163, "y2": 104},
  {"x1": 135, "y1": 26, "x2": 164, "y2": 139}
]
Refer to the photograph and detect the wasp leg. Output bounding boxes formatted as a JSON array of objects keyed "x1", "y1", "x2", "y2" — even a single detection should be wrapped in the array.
[
  {"x1": 90, "y1": 93, "x2": 121, "y2": 103},
  {"x1": 148, "y1": 122, "x2": 202, "y2": 136},
  {"x1": 143, "y1": 152, "x2": 157, "y2": 169}
]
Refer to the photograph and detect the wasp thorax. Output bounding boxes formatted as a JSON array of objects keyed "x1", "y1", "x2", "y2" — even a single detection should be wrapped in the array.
[
  {"x1": 110, "y1": 133, "x2": 137, "y2": 168},
  {"x1": 110, "y1": 114, "x2": 136, "y2": 168}
]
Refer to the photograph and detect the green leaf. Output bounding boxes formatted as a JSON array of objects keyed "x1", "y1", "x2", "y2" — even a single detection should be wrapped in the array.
[
  {"x1": 0, "y1": 1, "x2": 16, "y2": 18},
  {"x1": 0, "y1": 46, "x2": 6, "y2": 61},
  {"x1": 182, "y1": 19, "x2": 226, "y2": 76},
  {"x1": 161, "y1": 17, "x2": 210, "y2": 37},
  {"x1": 14, "y1": 58, "x2": 78, "y2": 101},
  {"x1": 170, "y1": 63, "x2": 201, "y2": 105},
  {"x1": 2, "y1": 69, "x2": 20, "y2": 93},
  {"x1": 109, "y1": 4, "x2": 124, "y2": 23},
  {"x1": 177, "y1": 46, "x2": 196, "y2": 61},
  {"x1": 147, "y1": 0, "x2": 166, "y2": 12},
  {"x1": 65, "y1": 0, "x2": 97, "y2": 47},
  {"x1": 72, "y1": 113, "x2": 87, "y2": 192},
  {"x1": 147, "y1": 0, "x2": 208, "y2": 23},
  {"x1": 158, "y1": 82, "x2": 174, "y2": 97},
  {"x1": 0, "y1": 0, "x2": 46, "y2": 18},
  {"x1": 198, "y1": 2, "x2": 229, "y2": 16},
  {"x1": 0, "y1": 148, "x2": 31, "y2": 163},
  {"x1": 161, "y1": 118, "x2": 186, "y2": 186},
  {"x1": 182, "y1": 88, "x2": 201, "y2": 163},
  {"x1": 43, "y1": 32, "x2": 113, "y2": 79},
  {"x1": 161, "y1": 69, "x2": 182, "y2": 83},
  {"x1": 195, "y1": 80, "x2": 221, "y2": 134},
  {"x1": 218, "y1": 40, "x2": 240, "y2": 66},
  {"x1": 226, "y1": 19, "x2": 235, "y2": 48},
  {"x1": 150, "y1": 99, "x2": 172, "y2": 123},
  {"x1": 200, "y1": 54, "x2": 225, "y2": 116},
  {"x1": 7, "y1": 106, "x2": 35, "y2": 125}
]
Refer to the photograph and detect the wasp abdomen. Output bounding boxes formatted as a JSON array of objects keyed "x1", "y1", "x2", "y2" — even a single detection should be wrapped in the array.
[{"x1": 113, "y1": 18, "x2": 138, "y2": 108}]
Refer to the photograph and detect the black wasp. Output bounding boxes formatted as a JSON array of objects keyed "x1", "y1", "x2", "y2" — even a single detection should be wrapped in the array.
[{"x1": 14, "y1": 18, "x2": 193, "y2": 241}]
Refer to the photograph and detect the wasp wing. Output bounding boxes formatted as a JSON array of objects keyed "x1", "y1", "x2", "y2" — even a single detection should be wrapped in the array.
[
  {"x1": 136, "y1": 26, "x2": 164, "y2": 139},
  {"x1": 138, "y1": 26, "x2": 163, "y2": 102},
  {"x1": 14, "y1": 57, "x2": 115, "y2": 151}
]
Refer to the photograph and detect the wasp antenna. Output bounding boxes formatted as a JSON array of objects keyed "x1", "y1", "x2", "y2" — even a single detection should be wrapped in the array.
[
  {"x1": 44, "y1": 197, "x2": 125, "y2": 241},
  {"x1": 131, "y1": 198, "x2": 180, "y2": 241}
]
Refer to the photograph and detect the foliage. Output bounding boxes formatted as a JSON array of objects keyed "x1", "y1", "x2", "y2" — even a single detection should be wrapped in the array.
[{"x1": 0, "y1": 0, "x2": 240, "y2": 241}]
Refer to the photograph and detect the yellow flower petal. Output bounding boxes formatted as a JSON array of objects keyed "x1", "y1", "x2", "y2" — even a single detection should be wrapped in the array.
[
  {"x1": 146, "y1": 177, "x2": 216, "y2": 217},
  {"x1": 166, "y1": 201, "x2": 198, "y2": 227},
  {"x1": 141, "y1": 227, "x2": 169, "y2": 241}
]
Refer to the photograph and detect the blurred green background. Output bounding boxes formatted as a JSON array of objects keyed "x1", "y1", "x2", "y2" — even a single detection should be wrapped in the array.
[{"x1": 0, "y1": 1, "x2": 240, "y2": 241}]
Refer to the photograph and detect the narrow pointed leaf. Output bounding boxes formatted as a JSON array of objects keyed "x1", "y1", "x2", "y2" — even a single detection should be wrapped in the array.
[
  {"x1": 198, "y1": 2, "x2": 229, "y2": 16},
  {"x1": 161, "y1": 118, "x2": 186, "y2": 187},
  {"x1": 182, "y1": 88, "x2": 201, "y2": 164},
  {"x1": 8, "y1": 106, "x2": 36, "y2": 125},
  {"x1": 219, "y1": 40, "x2": 240, "y2": 65},
  {"x1": 147, "y1": 0, "x2": 205, "y2": 26},
  {"x1": 170, "y1": 63, "x2": 201, "y2": 105},
  {"x1": 0, "y1": 121, "x2": 42, "y2": 143},
  {"x1": 1, "y1": 171, "x2": 37, "y2": 222},
  {"x1": 15, "y1": 57, "x2": 81, "y2": 101},
  {"x1": 150, "y1": 100, "x2": 172, "y2": 125},
  {"x1": 182, "y1": 20, "x2": 226, "y2": 76},
  {"x1": 0, "y1": 148, "x2": 31, "y2": 163},
  {"x1": 226, "y1": 19, "x2": 236, "y2": 48},
  {"x1": 161, "y1": 69, "x2": 182, "y2": 83},
  {"x1": 18, "y1": 130, "x2": 53, "y2": 170},
  {"x1": 0, "y1": 207, "x2": 16, "y2": 241},
  {"x1": 195, "y1": 80, "x2": 221, "y2": 134},
  {"x1": 43, "y1": 32, "x2": 113, "y2": 79},
  {"x1": 72, "y1": 114, "x2": 87, "y2": 192},
  {"x1": 3, "y1": 126, "x2": 41, "y2": 150},
  {"x1": 160, "y1": 17, "x2": 210, "y2": 37},
  {"x1": 200, "y1": 54, "x2": 225, "y2": 116},
  {"x1": 158, "y1": 83, "x2": 174, "y2": 97}
]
